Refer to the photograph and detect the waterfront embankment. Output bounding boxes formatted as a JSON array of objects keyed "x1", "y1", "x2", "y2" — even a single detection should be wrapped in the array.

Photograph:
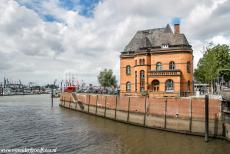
[
  {"x1": 1, "y1": 95, "x2": 229, "y2": 154},
  {"x1": 60, "y1": 92, "x2": 230, "y2": 140}
]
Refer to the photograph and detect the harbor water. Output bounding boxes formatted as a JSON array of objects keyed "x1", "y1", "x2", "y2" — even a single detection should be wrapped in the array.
[{"x1": 0, "y1": 95, "x2": 229, "y2": 154}]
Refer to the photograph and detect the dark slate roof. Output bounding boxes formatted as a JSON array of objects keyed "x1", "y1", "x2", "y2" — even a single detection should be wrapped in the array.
[{"x1": 123, "y1": 24, "x2": 191, "y2": 52}]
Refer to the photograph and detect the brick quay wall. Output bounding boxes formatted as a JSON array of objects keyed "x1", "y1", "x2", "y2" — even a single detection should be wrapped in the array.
[{"x1": 60, "y1": 92, "x2": 226, "y2": 139}]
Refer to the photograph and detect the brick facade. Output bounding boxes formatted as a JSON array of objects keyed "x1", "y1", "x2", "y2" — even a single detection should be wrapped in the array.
[{"x1": 120, "y1": 24, "x2": 193, "y2": 97}]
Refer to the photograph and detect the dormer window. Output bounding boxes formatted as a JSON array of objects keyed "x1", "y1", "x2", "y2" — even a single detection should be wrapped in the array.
[{"x1": 161, "y1": 44, "x2": 169, "y2": 48}]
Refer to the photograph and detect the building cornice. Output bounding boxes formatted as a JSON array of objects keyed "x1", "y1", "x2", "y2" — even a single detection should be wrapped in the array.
[{"x1": 120, "y1": 48, "x2": 193, "y2": 58}]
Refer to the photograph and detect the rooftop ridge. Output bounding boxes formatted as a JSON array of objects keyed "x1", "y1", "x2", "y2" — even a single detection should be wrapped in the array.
[{"x1": 123, "y1": 24, "x2": 191, "y2": 52}]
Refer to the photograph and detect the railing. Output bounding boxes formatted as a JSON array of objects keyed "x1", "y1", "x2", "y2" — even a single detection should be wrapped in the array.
[
  {"x1": 148, "y1": 70, "x2": 181, "y2": 76},
  {"x1": 120, "y1": 90, "x2": 194, "y2": 97}
]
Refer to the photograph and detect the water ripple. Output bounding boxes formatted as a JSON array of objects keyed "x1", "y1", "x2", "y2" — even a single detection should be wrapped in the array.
[{"x1": 0, "y1": 95, "x2": 229, "y2": 154}]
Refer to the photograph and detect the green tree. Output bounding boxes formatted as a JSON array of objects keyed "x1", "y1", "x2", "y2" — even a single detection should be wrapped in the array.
[
  {"x1": 97, "y1": 69, "x2": 117, "y2": 88},
  {"x1": 194, "y1": 44, "x2": 230, "y2": 93}
]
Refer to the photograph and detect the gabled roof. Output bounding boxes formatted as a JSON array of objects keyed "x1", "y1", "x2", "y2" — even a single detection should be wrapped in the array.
[{"x1": 123, "y1": 24, "x2": 191, "y2": 52}]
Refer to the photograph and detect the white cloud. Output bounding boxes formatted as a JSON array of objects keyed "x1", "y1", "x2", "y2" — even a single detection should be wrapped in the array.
[
  {"x1": 0, "y1": 0, "x2": 230, "y2": 85},
  {"x1": 208, "y1": 35, "x2": 230, "y2": 44}
]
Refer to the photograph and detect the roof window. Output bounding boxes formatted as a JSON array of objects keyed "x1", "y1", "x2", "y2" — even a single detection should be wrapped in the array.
[{"x1": 161, "y1": 44, "x2": 169, "y2": 48}]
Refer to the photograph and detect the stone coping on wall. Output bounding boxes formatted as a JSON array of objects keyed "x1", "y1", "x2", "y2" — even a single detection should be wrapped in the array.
[
  {"x1": 60, "y1": 92, "x2": 222, "y2": 120},
  {"x1": 59, "y1": 95, "x2": 228, "y2": 140}
]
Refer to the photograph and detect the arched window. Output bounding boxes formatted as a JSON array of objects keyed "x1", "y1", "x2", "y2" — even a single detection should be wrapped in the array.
[
  {"x1": 156, "y1": 62, "x2": 162, "y2": 71},
  {"x1": 140, "y1": 70, "x2": 145, "y2": 79},
  {"x1": 126, "y1": 65, "x2": 131, "y2": 75},
  {"x1": 187, "y1": 61, "x2": 191, "y2": 73},
  {"x1": 152, "y1": 80, "x2": 160, "y2": 91},
  {"x1": 140, "y1": 70, "x2": 145, "y2": 91},
  {"x1": 139, "y1": 59, "x2": 142, "y2": 65},
  {"x1": 165, "y1": 79, "x2": 174, "y2": 92},
  {"x1": 169, "y1": 61, "x2": 175, "y2": 70},
  {"x1": 139, "y1": 59, "x2": 145, "y2": 65},
  {"x1": 135, "y1": 71, "x2": 137, "y2": 92},
  {"x1": 126, "y1": 82, "x2": 131, "y2": 92},
  {"x1": 135, "y1": 60, "x2": 137, "y2": 66},
  {"x1": 187, "y1": 80, "x2": 190, "y2": 91}
]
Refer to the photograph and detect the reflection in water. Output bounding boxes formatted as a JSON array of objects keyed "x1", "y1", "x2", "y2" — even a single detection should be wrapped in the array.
[{"x1": 0, "y1": 95, "x2": 229, "y2": 154}]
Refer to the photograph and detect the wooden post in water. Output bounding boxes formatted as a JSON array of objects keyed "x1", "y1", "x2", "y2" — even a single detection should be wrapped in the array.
[
  {"x1": 104, "y1": 96, "x2": 107, "y2": 117},
  {"x1": 75, "y1": 100, "x2": 77, "y2": 110},
  {"x1": 189, "y1": 98, "x2": 192, "y2": 132},
  {"x1": 127, "y1": 97, "x2": 131, "y2": 122},
  {"x1": 164, "y1": 98, "x2": 168, "y2": 129},
  {"x1": 69, "y1": 96, "x2": 71, "y2": 108},
  {"x1": 144, "y1": 96, "x2": 147, "y2": 126},
  {"x1": 96, "y1": 95, "x2": 98, "y2": 114},
  {"x1": 51, "y1": 87, "x2": 53, "y2": 107},
  {"x1": 61, "y1": 96, "x2": 62, "y2": 104},
  {"x1": 205, "y1": 95, "x2": 209, "y2": 142},
  {"x1": 88, "y1": 95, "x2": 90, "y2": 113},
  {"x1": 51, "y1": 80, "x2": 56, "y2": 107},
  {"x1": 115, "y1": 96, "x2": 118, "y2": 119}
]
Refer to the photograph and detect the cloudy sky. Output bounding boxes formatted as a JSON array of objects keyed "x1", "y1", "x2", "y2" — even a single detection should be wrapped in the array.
[{"x1": 0, "y1": 0, "x2": 230, "y2": 85}]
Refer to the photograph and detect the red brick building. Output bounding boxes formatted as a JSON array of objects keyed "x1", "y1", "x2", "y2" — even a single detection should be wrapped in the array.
[{"x1": 120, "y1": 23, "x2": 193, "y2": 97}]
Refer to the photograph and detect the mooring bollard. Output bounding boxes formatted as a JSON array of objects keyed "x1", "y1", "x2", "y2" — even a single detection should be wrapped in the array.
[{"x1": 205, "y1": 95, "x2": 209, "y2": 142}]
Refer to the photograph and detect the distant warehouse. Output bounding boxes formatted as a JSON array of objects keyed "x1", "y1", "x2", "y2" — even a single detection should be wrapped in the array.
[{"x1": 120, "y1": 22, "x2": 193, "y2": 97}]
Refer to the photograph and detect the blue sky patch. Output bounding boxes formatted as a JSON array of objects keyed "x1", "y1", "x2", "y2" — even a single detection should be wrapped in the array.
[
  {"x1": 59, "y1": 0, "x2": 76, "y2": 10},
  {"x1": 59, "y1": 0, "x2": 100, "y2": 17},
  {"x1": 43, "y1": 15, "x2": 60, "y2": 22},
  {"x1": 78, "y1": 0, "x2": 100, "y2": 17},
  {"x1": 18, "y1": 0, "x2": 100, "y2": 23},
  {"x1": 171, "y1": 17, "x2": 181, "y2": 25}
]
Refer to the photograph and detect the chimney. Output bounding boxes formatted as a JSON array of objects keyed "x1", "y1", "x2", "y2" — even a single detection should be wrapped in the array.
[
  {"x1": 172, "y1": 17, "x2": 181, "y2": 34},
  {"x1": 174, "y1": 24, "x2": 180, "y2": 34}
]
